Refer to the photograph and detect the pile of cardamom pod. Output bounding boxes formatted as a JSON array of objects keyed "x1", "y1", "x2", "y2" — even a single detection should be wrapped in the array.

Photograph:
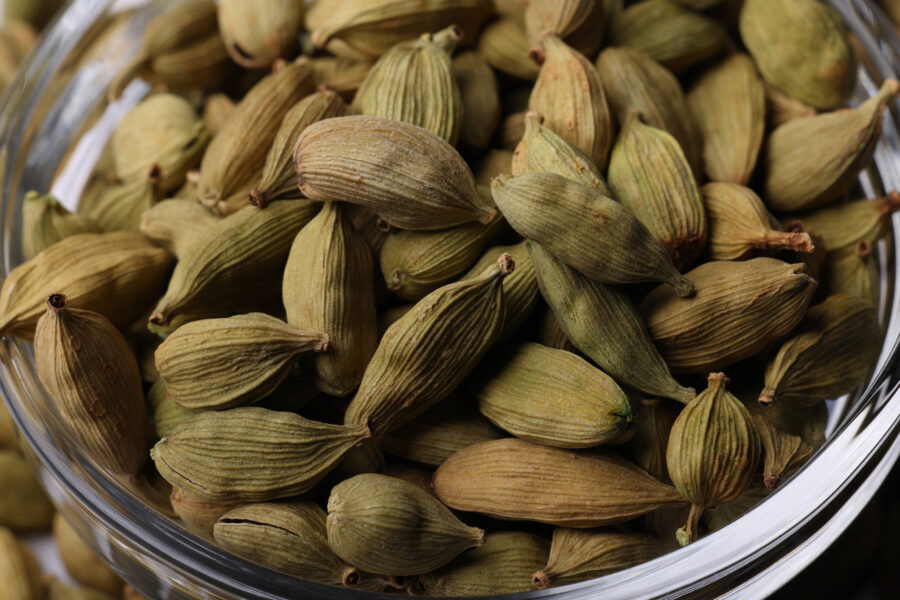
[{"x1": 1, "y1": 0, "x2": 896, "y2": 595}]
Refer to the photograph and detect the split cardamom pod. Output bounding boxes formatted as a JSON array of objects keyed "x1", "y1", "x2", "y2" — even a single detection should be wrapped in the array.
[{"x1": 22, "y1": 190, "x2": 100, "y2": 260}]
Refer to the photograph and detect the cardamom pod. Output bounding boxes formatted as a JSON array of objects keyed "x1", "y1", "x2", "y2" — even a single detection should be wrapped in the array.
[
  {"x1": 146, "y1": 32, "x2": 230, "y2": 94},
  {"x1": 477, "y1": 18, "x2": 540, "y2": 81},
  {"x1": 780, "y1": 220, "x2": 827, "y2": 280},
  {"x1": 377, "y1": 303, "x2": 414, "y2": 336},
  {"x1": 151, "y1": 407, "x2": 370, "y2": 502},
  {"x1": 823, "y1": 241, "x2": 879, "y2": 308},
  {"x1": 0, "y1": 401, "x2": 16, "y2": 451},
  {"x1": 741, "y1": 389, "x2": 828, "y2": 453},
  {"x1": 739, "y1": 0, "x2": 855, "y2": 109},
  {"x1": 170, "y1": 487, "x2": 238, "y2": 540},
  {"x1": 752, "y1": 414, "x2": 812, "y2": 489},
  {"x1": 327, "y1": 473, "x2": 485, "y2": 575},
  {"x1": 138, "y1": 198, "x2": 219, "y2": 259},
  {"x1": 22, "y1": 190, "x2": 101, "y2": 260},
  {"x1": 499, "y1": 110, "x2": 527, "y2": 150},
  {"x1": 45, "y1": 578, "x2": 118, "y2": 600},
  {"x1": 344, "y1": 255, "x2": 512, "y2": 437},
  {"x1": 494, "y1": 0, "x2": 530, "y2": 23},
  {"x1": 283, "y1": 202, "x2": 378, "y2": 396},
  {"x1": 528, "y1": 34, "x2": 614, "y2": 169},
  {"x1": 87, "y1": 177, "x2": 163, "y2": 234},
  {"x1": 608, "y1": 110, "x2": 707, "y2": 271},
  {"x1": 703, "y1": 487, "x2": 770, "y2": 533},
  {"x1": 533, "y1": 529, "x2": 662, "y2": 589},
  {"x1": 53, "y1": 514, "x2": 123, "y2": 596},
  {"x1": 475, "y1": 149, "x2": 514, "y2": 186},
  {"x1": 0, "y1": 526, "x2": 42, "y2": 600},
  {"x1": 294, "y1": 116, "x2": 497, "y2": 230},
  {"x1": 524, "y1": 0, "x2": 609, "y2": 58},
  {"x1": 148, "y1": 380, "x2": 194, "y2": 439},
  {"x1": 666, "y1": 373, "x2": 761, "y2": 545},
  {"x1": 309, "y1": 56, "x2": 373, "y2": 98},
  {"x1": 382, "y1": 462, "x2": 436, "y2": 495},
  {"x1": 347, "y1": 205, "x2": 388, "y2": 254},
  {"x1": 686, "y1": 53, "x2": 765, "y2": 185},
  {"x1": 0, "y1": 450, "x2": 54, "y2": 531},
  {"x1": 472, "y1": 342, "x2": 634, "y2": 448},
  {"x1": 217, "y1": 0, "x2": 303, "y2": 69},
  {"x1": 214, "y1": 501, "x2": 362, "y2": 587},
  {"x1": 536, "y1": 306, "x2": 577, "y2": 352},
  {"x1": 702, "y1": 183, "x2": 814, "y2": 260},
  {"x1": 433, "y1": 437, "x2": 687, "y2": 526},
  {"x1": 34, "y1": 295, "x2": 148, "y2": 476},
  {"x1": 784, "y1": 191, "x2": 900, "y2": 254},
  {"x1": 201, "y1": 93, "x2": 235, "y2": 136},
  {"x1": 763, "y1": 79, "x2": 900, "y2": 212},
  {"x1": 760, "y1": 294, "x2": 882, "y2": 407},
  {"x1": 640, "y1": 258, "x2": 817, "y2": 373},
  {"x1": 765, "y1": 82, "x2": 817, "y2": 127},
  {"x1": 493, "y1": 173, "x2": 694, "y2": 295},
  {"x1": 453, "y1": 49, "x2": 501, "y2": 153},
  {"x1": 622, "y1": 398, "x2": 678, "y2": 483}
]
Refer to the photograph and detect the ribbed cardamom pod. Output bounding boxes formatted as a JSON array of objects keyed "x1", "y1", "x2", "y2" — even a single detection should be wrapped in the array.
[
  {"x1": 525, "y1": 0, "x2": 608, "y2": 58},
  {"x1": 528, "y1": 34, "x2": 614, "y2": 169},
  {"x1": 610, "y1": 0, "x2": 727, "y2": 73},
  {"x1": 0, "y1": 527, "x2": 42, "y2": 600},
  {"x1": 666, "y1": 373, "x2": 761, "y2": 546},
  {"x1": 686, "y1": 53, "x2": 765, "y2": 185},
  {"x1": 493, "y1": 173, "x2": 694, "y2": 296},
  {"x1": 111, "y1": 94, "x2": 209, "y2": 192},
  {"x1": 765, "y1": 82, "x2": 817, "y2": 127},
  {"x1": 309, "y1": 57, "x2": 373, "y2": 98},
  {"x1": 472, "y1": 342, "x2": 633, "y2": 448},
  {"x1": 0, "y1": 232, "x2": 173, "y2": 341},
  {"x1": 537, "y1": 306, "x2": 577, "y2": 352},
  {"x1": 596, "y1": 47, "x2": 703, "y2": 177},
  {"x1": 138, "y1": 198, "x2": 219, "y2": 259},
  {"x1": 739, "y1": 0, "x2": 855, "y2": 110},
  {"x1": 87, "y1": 177, "x2": 163, "y2": 234},
  {"x1": 353, "y1": 26, "x2": 463, "y2": 144},
  {"x1": 784, "y1": 192, "x2": 900, "y2": 254},
  {"x1": 453, "y1": 50, "x2": 501, "y2": 153},
  {"x1": 22, "y1": 191, "x2": 101, "y2": 259},
  {"x1": 34, "y1": 295, "x2": 148, "y2": 476},
  {"x1": 752, "y1": 414, "x2": 812, "y2": 489},
  {"x1": 45, "y1": 578, "x2": 118, "y2": 600},
  {"x1": 294, "y1": 116, "x2": 496, "y2": 230},
  {"x1": 703, "y1": 183, "x2": 815, "y2": 261},
  {"x1": 155, "y1": 313, "x2": 328, "y2": 410},
  {"x1": 148, "y1": 381, "x2": 197, "y2": 440},
  {"x1": 622, "y1": 398, "x2": 678, "y2": 483},
  {"x1": 170, "y1": 487, "x2": 238, "y2": 540},
  {"x1": 608, "y1": 110, "x2": 707, "y2": 271},
  {"x1": 344, "y1": 255, "x2": 512, "y2": 437},
  {"x1": 380, "y1": 399, "x2": 504, "y2": 466},
  {"x1": 824, "y1": 241, "x2": 879, "y2": 307},
  {"x1": 283, "y1": 202, "x2": 378, "y2": 396},
  {"x1": 214, "y1": 502, "x2": 362, "y2": 587},
  {"x1": 347, "y1": 205, "x2": 388, "y2": 255},
  {"x1": 760, "y1": 294, "x2": 882, "y2": 407},
  {"x1": 413, "y1": 531, "x2": 550, "y2": 596},
  {"x1": 434, "y1": 438, "x2": 687, "y2": 526},
  {"x1": 742, "y1": 389, "x2": 828, "y2": 453},
  {"x1": 512, "y1": 112, "x2": 611, "y2": 194},
  {"x1": 202, "y1": 93, "x2": 235, "y2": 137},
  {"x1": 149, "y1": 201, "x2": 319, "y2": 330},
  {"x1": 217, "y1": 0, "x2": 303, "y2": 69},
  {"x1": 199, "y1": 58, "x2": 314, "y2": 216},
  {"x1": 327, "y1": 473, "x2": 486, "y2": 576},
  {"x1": 147, "y1": 32, "x2": 230, "y2": 94},
  {"x1": 52, "y1": 514, "x2": 123, "y2": 596},
  {"x1": 151, "y1": 407, "x2": 371, "y2": 502},
  {"x1": 780, "y1": 220, "x2": 827, "y2": 280},
  {"x1": 380, "y1": 217, "x2": 507, "y2": 301},
  {"x1": 532, "y1": 529, "x2": 663, "y2": 589},
  {"x1": 477, "y1": 18, "x2": 540, "y2": 81},
  {"x1": 0, "y1": 450, "x2": 54, "y2": 532},
  {"x1": 529, "y1": 241, "x2": 694, "y2": 403},
  {"x1": 250, "y1": 90, "x2": 350, "y2": 208},
  {"x1": 640, "y1": 258, "x2": 818, "y2": 373},
  {"x1": 475, "y1": 149, "x2": 514, "y2": 186}
]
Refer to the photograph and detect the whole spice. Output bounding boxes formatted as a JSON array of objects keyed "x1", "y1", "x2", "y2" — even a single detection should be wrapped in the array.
[
  {"x1": 752, "y1": 414, "x2": 813, "y2": 489},
  {"x1": 524, "y1": 0, "x2": 608, "y2": 58},
  {"x1": 170, "y1": 487, "x2": 238, "y2": 540},
  {"x1": 0, "y1": 526, "x2": 43, "y2": 600},
  {"x1": 87, "y1": 177, "x2": 163, "y2": 234},
  {"x1": 784, "y1": 191, "x2": 900, "y2": 254},
  {"x1": 454, "y1": 50, "x2": 502, "y2": 153},
  {"x1": 22, "y1": 190, "x2": 101, "y2": 260},
  {"x1": 478, "y1": 18, "x2": 540, "y2": 81},
  {"x1": 622, "y1": 398, "x2": 678, "y2": 483},
  {"x1": 823, "y1": 241, "x2": 879, "y2": 307},
  {"x1": 138, "y1": 198, "x2": 219, "y2": 260},
  {"x1": 217, "y1": 0, "x2": 303, "y2": 69},
  {"x1": 53, "y1": 514, "x2": 123, "y2": 596},
  {"x1": 0, "y1": 451, "x2": 54, "y2": 531}
]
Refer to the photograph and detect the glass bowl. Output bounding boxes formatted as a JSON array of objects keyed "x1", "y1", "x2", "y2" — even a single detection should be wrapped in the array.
[{"x1": 3, "y1": 1, "x2": 900, "y2": 598}]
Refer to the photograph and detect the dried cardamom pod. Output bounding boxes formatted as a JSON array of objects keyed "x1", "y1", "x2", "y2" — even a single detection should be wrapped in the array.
[
  {"x1": 309, "y1": 56, "x2": 373, "y2": 98},
  {"x1": 218, "y1": 0, "x2": 303, "y2": 69},
  {"x1": 608, "y1": 110, "x2": 707, "y2": 271},
  {"x1": 214, "y1": 501, "x2": 362, "y2": 587},
  {"x1": 765, "y1": 82, "x2": 817, "y2": 127},
  {"x1": 147, "y1": 32, "x2": 230, "y2": 93},
  {"x1": 536, "y1": 306, "x2": 576, "y2": 352},
  {"x1": 780, "y1": 220, "x2": 827, "y2": 280},
  {"x1": 199, "y1": 58, "x2": 315, "y2": 216},
  {"x1": 529, "y1": 241, "x2": 694, "y2": 403},
  {"x1": 525, "y1": 0, "x2": 608, "y2": 58},
  {"x1": 22, "y1": 190, "x2": 101, "y2": 260},
  {"x1": 111, "y1": 94, "x2": 209, "y2": 192},
  {"x1": 344, "y1": 255, "x2": 512, "y2": 437},
  {"x1": 353, "y1": 26, "x2": 462, "y2": 144},
  {"x1": 512, "y1": 112, "x2": 611, "y2": 194},
  {"x1": 703, "y1": 183, "x2": 815, "y2": 260},
  {"x1": 784, "y1": 192, "x2": 900, "y2": 254},
  {"x1": 327, "y1": 473, "x2": 485, "y2": 575},
  {"x1": 0, "y1": 526, "x2": 42, "y2": 600},
  {"x1": 686, "y1": 53, "x2": 765, "y2": 185},
  {"x1": 0, "y1": 450, "x2": 54, "y2": 531},
  {"x1": 472, "y1": 343, "x2": 633, "y2": 448},
  {"x1": 596, "y1": 47, "x2": 703, "y2": 177},
  {"x1": 478, "y1": 18, "x2": 540, "y2": 81},
  {"x1": 528, "y1": 34, "x2": 614, "y2": 169},
  {"x1": 824, "y1": 241, "x2": 879, "y2": 307},
  {"x1": 283, "y1": 202, "x2": 378, "y2": 396},
  {"x1": 453, "y1": 50, "x2": 501, "y2": 153},
  {"x1": 34, "y1": 295, "x2": 148, "y2": 476},
  {"x1": 149, "y1": 201, "x2": 319, "y2": 330},
  {"x1": 138, "y1": 198, "x2": 219, "y2": 259},
  {"x1": 742, "y1": 388, "x2": 828, "y2": 453},
  {"x1": 201, "y1": 93, "x2": 235, "y2": 137},
  {"x1": 53, "y1": 514, "x2": 123, "y2": 596},
  {"x1": 761, "y1": 294, "x2": 882, "y2": 407},
  {"x1": 156, "y1": 313, "x2": 328, "y2": 410},
  {"x1": 622, "y1": 398, "x2": 678, "y2": 483},
  {"x1": 45, "y1": 578, "x2": 118, "y2": 600},
  {"x1": 666, "y1": 373, "x2": 761, "y2": 545},
  {"x1": 610, "y1": 0, "x2": 727, "y2": 73},
  {"x1": 764, "y1": 79, "x2": 900, "y2": 212},
  {"x1": 148, "y1": 380, "x2": 198, "y2": 439},
  {"x1": 493, "y1": 173, "x2": 694, "y2": 295},
  {"x1": 703, "y1": 486, "x2": 770, "y2": 533},
  {"x1": 640, "y1": 258, "x2": 818, "y2": 373},
  {"x1": 434, "y1": 438, "x2": 687, "y2": 526},
  {"x1": 499, "y1": 110, "x2": 527, "y2": 150},
  {"x1": 170, "y1": 487, "x2": 238, "y2": 540},
  {"x1": 739, "y1": 0, "x2": 855, "y2": 110},
  {"x1": 533, "y1": 529, "x2": 663, "y2": 589},
  {"x1": 752, "y1": 414, "x2": 812, "y2": 489},
  {"x1": 87, "y1": 177, "x2": 163, "y2": 234},
  {"x1": 250, "y1": 89, "x2": 350, "y2": 208},
  {"x1": 295, "y1": 116, "x2": 496, "y2": 230},
  {"x1": 475, "y1": 149, "x2": 514, "y2": 186},
  {"x1": 414, "y1": 531, "x2": 549, "y2": 596},
  {"x1": 151, "y1": 407, "x2": 371, "y2": 502},
  {"x1": 382, "y1": 462, "x2": 436, "y2": 495}
]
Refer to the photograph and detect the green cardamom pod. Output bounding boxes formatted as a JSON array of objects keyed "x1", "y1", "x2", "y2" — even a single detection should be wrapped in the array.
[
  {"x1": 147, "y1": 380, "x2": 197, "y2": 439},
  {"x1": 170, "y1": 487, "x2": 239, "y2": 540},
  {"x1": 784, "y1": 191, "x2": 900, "y2": 254},
  {"x1": 53, "y1": 514, "x2": 123, "y2": 595},
  {"x1": 621, "y1": 398, "x2": 678, "y2": 483},
  {"x1": 666, "y1": 373, "x2": 761, "y2": 545},
  {"x1": 87, "y1": 177, "x2": 163, "y2": 234},
  {"x1": 327, "y1": 473, "x2": 485, "y2": 576},
  {"x1": 640, "y1": 258, "x2": 817, "y2": 373},
  {"x1": 765, "y1": 81, "x2": 817, "y2": 127},
  {"x1": 217, "y1": 0, "x2": 303, "y2": 69},
  {"x1": 148, "y1": 32, "x2": 230, "y2": 94},
  {"x1": 741, "y1": 389, "x2": 828, "y2": 454},
  {"x1": 780, "y1": 220, "x2": 827, "y2": 280},
  {"x1": 493, "y1": 173, "x2": 694, "y2": 296},
  {"x1": 151, "y1": 407, "x2": 370, "y2": 502},
  {"x1": 138, "y1": 198, "x2": 219, "y2": 260},
  {"x1": 382, "y1": 462, "x2": 436, "y2": 495},
  {"x1": 0, "y1": 450, "x2": 54, "y2": 532},
  {"x1": 751, "y1": 414, "x2": 812, "y2": 489},
  {"x1": 309, "y1": 56, "x2": 373, "y2": 98},
  {"x1": 525, "y1": 0, "x2": 609, "y2": 58},
  {"x1": 0, "y1": 526, "x2": 42, "y2": 600},
  {"x1": 22, "y1": 190, "x2": 101, "y2": 260},
  {"x1": 477, "y1": 18, "x2": 540, "y2": 81},
  {"x1": 453, "y1": 50, "x2": 501, "y2": 153},
  {"x1": 536, "y1": 306, "x2": 576, "y2": 352},
  {"x1": 201, "y1": 93, "x2": 235, "y2": 136},
  {"x1": 823, "y1": 241, "x2": 879, "y2": 308}
]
